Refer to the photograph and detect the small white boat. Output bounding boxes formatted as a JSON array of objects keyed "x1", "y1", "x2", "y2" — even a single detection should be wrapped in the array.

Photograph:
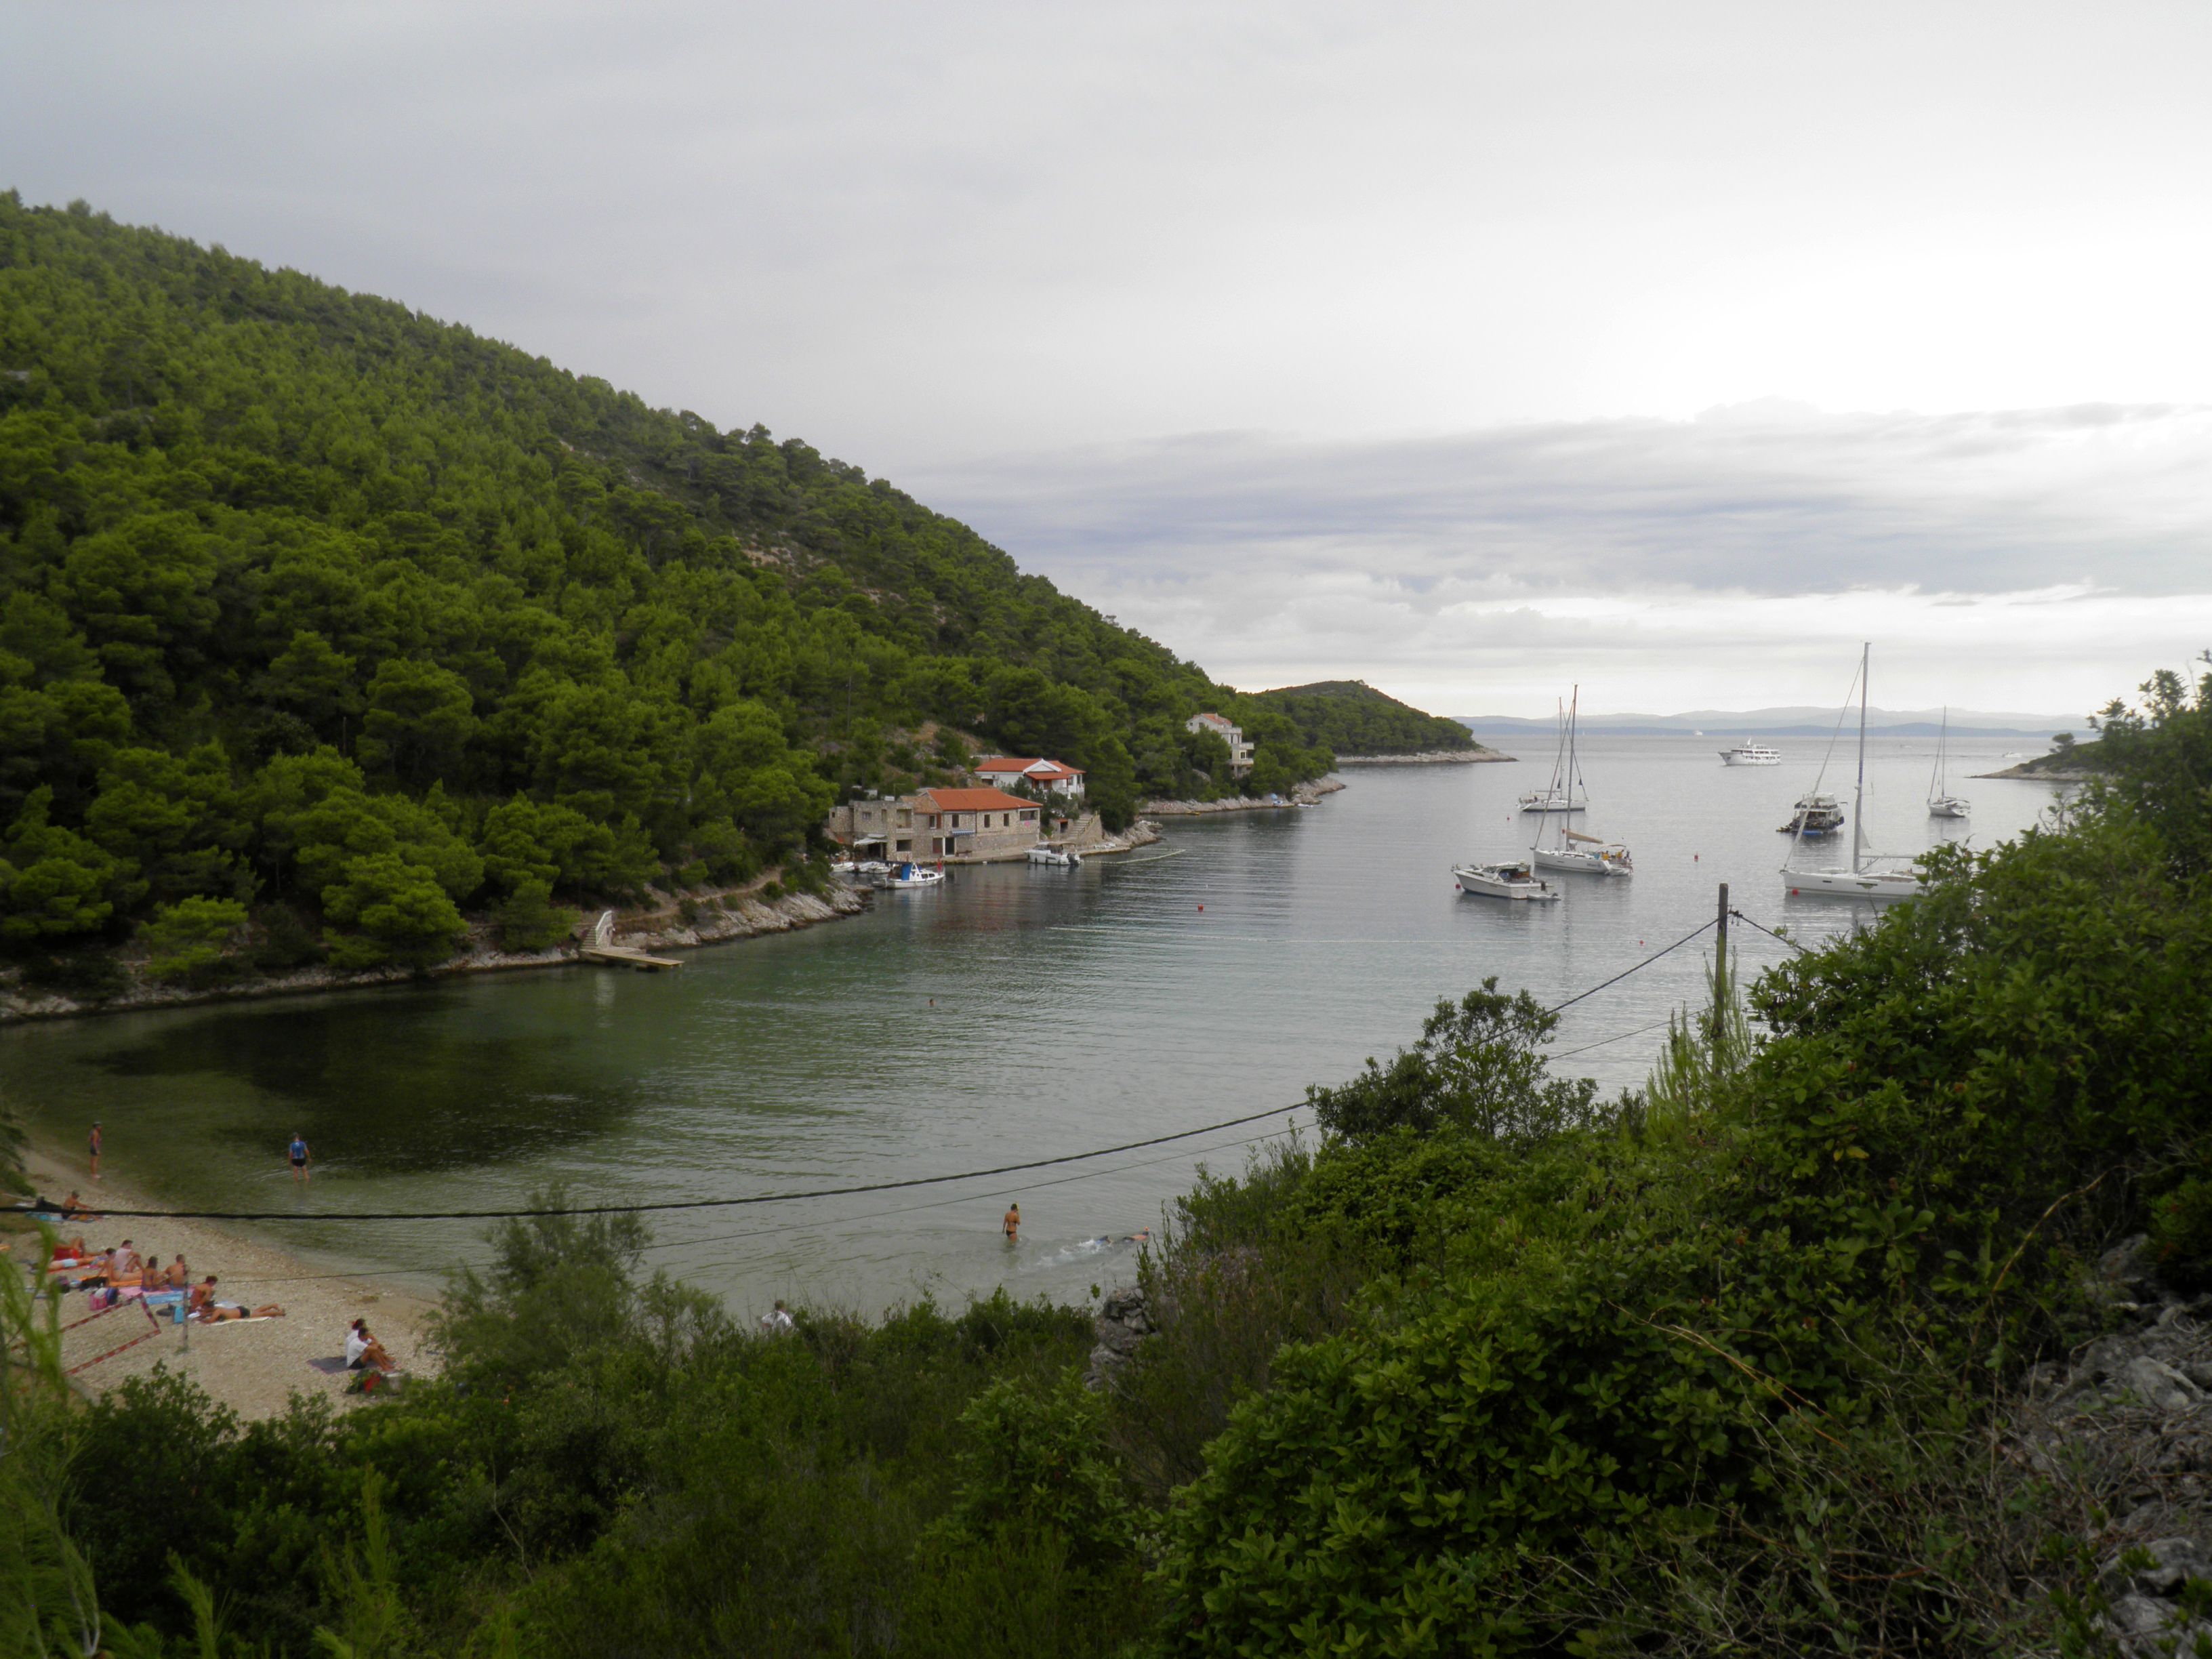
[
  {"x1": 1517, "y1": 785, "x2": 1587, "y2": 815},
  {"x1": 1927, "y1": 708, "x2": 1970, "y2": 819},
  {"x1": 1026, "y1": 844, "x2": 1082, "y2": 867},
  {"x1": 1453, "y1": 861, "x2": 1561, "y2": 901},
  {"x1": 1783, "y1": 644, "x2": 1925, "y2": 904},
  {"x1": 1721, "y1": 741, "x2": 1782, "y2": 766},
  {"x1": 1778, "y1": 794, "x2": 1846, "y2": 837},
  {"x1": 885, "y1": 861, "x2": 945, "y2": 888}
]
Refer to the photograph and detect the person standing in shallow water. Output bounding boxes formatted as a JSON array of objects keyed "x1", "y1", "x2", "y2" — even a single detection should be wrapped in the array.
[
  {"x1": 288, "y1": 1132, "x2": 311, "y2": 1183},
  {"x1": 1003, "y1": 1203, "x2": 1019, "y2": 1242},
  {"x1": 87, "y1": 1122, "x2": 101, "y2": 1181}
]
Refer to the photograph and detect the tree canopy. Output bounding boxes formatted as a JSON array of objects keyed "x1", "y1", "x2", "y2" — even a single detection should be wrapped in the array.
[{"x1": 0, "y1": 194, "x2": 1348, "y2": 977}]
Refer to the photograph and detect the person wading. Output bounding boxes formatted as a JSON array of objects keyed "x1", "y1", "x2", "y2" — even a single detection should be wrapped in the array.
[
  {"x1": 1003, "y1": 1202, "x2": 1020, "y2": 1242},
  {"x1": 87, "y1": 1122, "x2": 101, "y2": 1181},
  {"x1": 288, "y1": 1132, "x2": 312, "y2": 1183}
]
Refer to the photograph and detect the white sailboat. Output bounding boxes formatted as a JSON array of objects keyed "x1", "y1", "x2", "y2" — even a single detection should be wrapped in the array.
[
  {"x1": 1517, "y1": 698, "x2": 1589, "y2": 814},
  {"x1": 1927, "y1": 708, "x2": 1970, "y2": 819},
  {"x1": 1530, "y1": 688, "x2": 1631, "y2": 876},
  {"x1": 1783, "y1": 644, "x2": 1926, "y2": 903}
]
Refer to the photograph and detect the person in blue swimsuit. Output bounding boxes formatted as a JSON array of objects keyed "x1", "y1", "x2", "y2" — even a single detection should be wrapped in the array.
[{"x1": 288, "y1": 1132, "x2": 312, "y2": 1183}]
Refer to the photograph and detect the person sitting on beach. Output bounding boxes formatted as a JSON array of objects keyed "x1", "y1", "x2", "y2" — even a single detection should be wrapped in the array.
[
  {"x1": 162, "y1": 1254, "x2": 188, "y2": 1289},
  {"x1": 59, "y1": 1191, "x2": 86, "y2": 1219},
  {"x1": 344, "y1": 1318, "x2": 396, "y2": 1371},
  {"x1": 115, "y1": 1240, "x2": 142, "y2": 1279},
  {"x1": 757, "y1": 1300, "x2": 794, "y2": 1336}
]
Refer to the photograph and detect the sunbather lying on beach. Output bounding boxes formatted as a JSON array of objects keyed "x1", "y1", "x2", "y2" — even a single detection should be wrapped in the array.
[{"x1": 186, "y1": 1275, "x2": 282, "y2": 1320}]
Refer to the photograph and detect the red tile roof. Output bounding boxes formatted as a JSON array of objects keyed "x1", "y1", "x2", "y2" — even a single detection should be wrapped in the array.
[
  {"x1": 914, "y1": 787, "x2": 1033, "y2": 811},
  {"x1": 975, "y1": 756, "x2": 1084, "y2": 779}
]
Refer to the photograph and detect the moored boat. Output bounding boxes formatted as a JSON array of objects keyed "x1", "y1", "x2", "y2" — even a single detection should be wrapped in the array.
[
  {"x1": 1026, "y1": 844, "x2": 1082, "y2": 867},
  {"x1": 1782, "y1": 644, "x2": 1925, "y2": 904},
  {"x1": 1927, "y1": 708, "x2": 1970, "y2": 818},
  {"x1": 1721, "y1": 741, "x2": 1783, "y2": 766},
  {"x1": 885, "y1": 861, "x2": 945, "y2": 888},
  {"x1": 1528, "y1": 689, "x2": 1632, "y2": 875},
  {"x1": 1778, "y1": 794, "x2": 1846, "y2": 837},
  {"x1": 1452, "y1": 861, "x2": 1561, "y2": 901}
]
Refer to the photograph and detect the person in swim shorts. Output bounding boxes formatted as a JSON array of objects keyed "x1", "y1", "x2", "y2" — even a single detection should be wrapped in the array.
[
  {"x1": 288, "y1": 1132, "x2": 311, "y2": 1182},
  {"x1": 87, "y1": 1122, "x2": 101, "y2": 1181}
]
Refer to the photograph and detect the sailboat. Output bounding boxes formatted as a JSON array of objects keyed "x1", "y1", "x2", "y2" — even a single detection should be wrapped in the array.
[
  {"x1": 1782, "y1": 644, "x2": 1926, "y2": 903},
  {"x1": 1517, "y1": 698, "x2": 1589, "y2": 814},
  {"x1": 1530, "y1": 688, "x2": 1631, "y2": 876},
  {"x1": 1927, "y1": 708, "x2": 1970, "y2": 819}
]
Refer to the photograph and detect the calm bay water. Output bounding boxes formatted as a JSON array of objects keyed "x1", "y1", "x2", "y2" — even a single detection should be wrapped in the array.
[{"x1": 0, "y1": 734, "x2": 2065, "y2": 1317}]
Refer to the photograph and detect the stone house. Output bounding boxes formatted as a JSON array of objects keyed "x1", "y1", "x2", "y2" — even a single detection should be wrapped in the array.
[{"x1": 912, "y1": 787, "x2": 1042, "y2": 859}]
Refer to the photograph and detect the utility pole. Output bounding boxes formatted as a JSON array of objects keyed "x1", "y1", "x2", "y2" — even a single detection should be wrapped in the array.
[{"x1": 1714, "y1": 882, "x2": 1730, "y2": 1038}]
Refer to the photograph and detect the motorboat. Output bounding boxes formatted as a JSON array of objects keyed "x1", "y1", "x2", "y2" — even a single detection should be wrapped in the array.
[
  {"x1": 1026, "y1": 844, "x2": 1082, "y2": 867},
  {"x1": 1927, "y1": 708, "x2": 1970, "y2": 819},
  {"x1": 1778, "y1": 794, "x2": 1846, "y2": 838},
  {"x1": 1720, "y1": 741, "x2": 1782, "y2": 766},
  {"x1": 885, "y1": 861, "x2": 945, "y2": 888},
  {"x1": 1782, "y1": 644, "x2": 1925, "y2": 904},
  {"x1": 1528, "y1": 689, "x2": 1632, "y2": 876},
  {"x1": 1452, "y1": 861, "x2": 1561, "y2": 901}
]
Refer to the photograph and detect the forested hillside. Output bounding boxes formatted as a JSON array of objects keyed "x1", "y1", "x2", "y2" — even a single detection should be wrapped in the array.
[
  {"x1": 1251, "y1": 678, "x2": 1483, "y2": 755},
  {"x1": 0, "y1": 195, "x2": 1328, "y2": 985}
]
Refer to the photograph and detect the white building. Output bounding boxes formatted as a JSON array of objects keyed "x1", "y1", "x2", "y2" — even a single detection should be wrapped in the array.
[
  {"x1": 1186, "y1": 712, "x2": 1254, "y2": 777},
  {"x1": 970, "y1": 756, "x2": 1087, "y2": 799}
]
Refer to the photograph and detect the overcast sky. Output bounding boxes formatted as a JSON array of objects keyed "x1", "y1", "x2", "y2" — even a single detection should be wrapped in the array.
[{"x1": 6, "y1": 2, "x2": 2209, "y2": 716}]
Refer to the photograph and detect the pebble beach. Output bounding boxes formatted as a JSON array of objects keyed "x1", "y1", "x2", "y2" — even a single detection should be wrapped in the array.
[{"x1": 16, "y1": 1142, "x2": 436, "y2": 1420}]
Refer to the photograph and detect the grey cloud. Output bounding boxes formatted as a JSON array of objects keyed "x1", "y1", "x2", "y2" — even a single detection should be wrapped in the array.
[{"x1": 909, "y1": 403, "x2": 2212, "y2": 603}]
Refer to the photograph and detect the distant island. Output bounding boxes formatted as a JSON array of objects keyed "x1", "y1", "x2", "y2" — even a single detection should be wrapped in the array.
[{"x1": 1251, "y1": 680, "x2": 1500, "y2": 758}]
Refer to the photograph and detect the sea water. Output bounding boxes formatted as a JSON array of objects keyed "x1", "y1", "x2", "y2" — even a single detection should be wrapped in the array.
[{"x1": 0, "y1": 734, "x2": 2066, "y2": 1316}]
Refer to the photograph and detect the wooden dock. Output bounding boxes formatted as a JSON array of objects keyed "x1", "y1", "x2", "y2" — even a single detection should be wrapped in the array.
[{"x1": 579, "y1": 945, "x2": 683, "y2": 971}]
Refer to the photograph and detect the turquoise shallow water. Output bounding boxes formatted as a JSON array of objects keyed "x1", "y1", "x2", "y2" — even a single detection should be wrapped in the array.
[{"x1": 0, "y1": 733, "x2": 2064, "y2": 1317}]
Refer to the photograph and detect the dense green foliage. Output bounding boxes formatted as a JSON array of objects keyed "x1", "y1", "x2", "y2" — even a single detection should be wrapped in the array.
[
  {"x1": 0, "y1": 195, "x2": 1334, "y2": 987},
  {"x1": 1249, "y1": 678, "x2": 1481, "y2": 757},
  {"x1": 5, "y1": 664, "x2": 2200, "y2": 1656}
]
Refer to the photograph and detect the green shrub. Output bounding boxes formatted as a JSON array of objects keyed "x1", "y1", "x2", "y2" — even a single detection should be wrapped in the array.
[
  {"x1": 493, "y1": 879, "x2": 575, "y2": 951},
  {"x1": 138, "y1": 895, "x2": 248, "y2": 983}
]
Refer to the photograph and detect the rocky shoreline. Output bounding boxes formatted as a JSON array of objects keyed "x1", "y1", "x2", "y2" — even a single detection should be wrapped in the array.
[
  {"x1": 1139, "y1": 777, "x2": 1347, "y2": 816},
  {"x1": 0, "y1": 883, "x2": 869, "y2": 1025},
  {"x1": 1332, "y1": 749, "x2": 1513, "y2": 764}
]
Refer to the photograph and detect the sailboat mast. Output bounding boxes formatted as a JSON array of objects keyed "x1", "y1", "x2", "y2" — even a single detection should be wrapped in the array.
[
  {"x1": 1567, "y1": 685, "x2": 1580, "y2": 812},
  {"x1": 1853, "y1": 642, "x2": 1868, "y2": 874}
]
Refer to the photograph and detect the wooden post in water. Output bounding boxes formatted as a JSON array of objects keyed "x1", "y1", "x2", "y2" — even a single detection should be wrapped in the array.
[{"x1": 1713, "y1": 882, "x2": 1730, "y2": 1038}]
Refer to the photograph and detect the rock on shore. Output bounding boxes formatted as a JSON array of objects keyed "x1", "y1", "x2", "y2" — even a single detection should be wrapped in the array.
[
  {"x1": 0, "y1": 883, "x2": 868, "y2": 1025},
  {"x1": 1140, "y1": 777, "x2": 1346, "y2": 816}
]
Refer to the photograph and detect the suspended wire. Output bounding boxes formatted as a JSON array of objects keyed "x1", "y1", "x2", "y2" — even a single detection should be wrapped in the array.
[
  {"x1": 60, "y1": 915, "x2": 1730, "y2": 1227},
  {"x1": 1728, "y1": 909, "x2": 1811, "y2": 956}
]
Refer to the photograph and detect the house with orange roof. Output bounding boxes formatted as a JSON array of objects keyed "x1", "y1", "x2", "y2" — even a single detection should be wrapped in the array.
[
  {"x1": 912, "y1": 786, "x2": 1042, "y2": 859},
  {"x1": 970, "y1": 756, "x2": 1086, "y2": 800}
]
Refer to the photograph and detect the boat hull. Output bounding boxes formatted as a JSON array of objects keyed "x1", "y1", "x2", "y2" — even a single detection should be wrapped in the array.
[
  {"x1": 1452, "y1": 863, "x2": 1562, "y2": 901},
  {"x1": 1928, "y1": 798, "x2": 1971, "y2": 819},
  {"x1": 1532, "y1": 847, "x2": 1629, "y2": 877},
  {"x1": 1783, "y1": 869, "x2": 1925, "y2": 903}
]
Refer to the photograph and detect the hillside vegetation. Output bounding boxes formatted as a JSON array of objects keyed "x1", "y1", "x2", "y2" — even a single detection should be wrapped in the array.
[
  {"x1": 1250, "y1": 679, "x2": 1483, "y2": 756},
  {"x1": 5, "y1": 665, "x2": 2208, "y2": 1655},
  {"x1": 0, "y1": 195, "x2": 1334, "y2": 990}
]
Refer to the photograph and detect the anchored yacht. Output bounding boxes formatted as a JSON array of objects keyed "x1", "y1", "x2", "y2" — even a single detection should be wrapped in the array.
[{"x1": 1720, "y1": 741, "x2": 1783, "y2": 766}]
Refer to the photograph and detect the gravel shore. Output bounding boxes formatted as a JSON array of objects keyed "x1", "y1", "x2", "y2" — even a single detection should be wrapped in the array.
[{"x1": 16, "y1": 1143, "x2": 437, "y2": 1421}]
